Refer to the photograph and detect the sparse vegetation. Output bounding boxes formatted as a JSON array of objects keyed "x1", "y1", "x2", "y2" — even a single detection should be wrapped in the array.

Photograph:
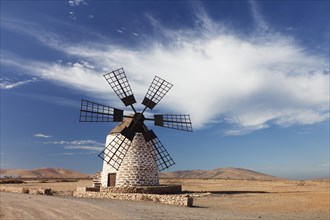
[
  {"x1": 55, "y1": 179, "x2": 79, "y2": 183},
  {"x1": 0, "y1": 179, "x2": 26, "y2": 184}
]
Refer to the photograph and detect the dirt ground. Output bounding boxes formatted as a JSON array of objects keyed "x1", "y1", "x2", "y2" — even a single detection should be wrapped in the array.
[{"x1": 0, "y1": 178, "x2": 329, "y2": 219}]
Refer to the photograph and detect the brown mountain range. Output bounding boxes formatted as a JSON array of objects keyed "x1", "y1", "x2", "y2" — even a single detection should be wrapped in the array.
[
  {"x1": 0, "y1": 167, "x2": 281, "y2": 180},
  {"x1": 159, "y1": 167, "x2": 282, "y2": 180},
  {"x1": 0, "y1": 168, "x2": 90, "y2": 178}
]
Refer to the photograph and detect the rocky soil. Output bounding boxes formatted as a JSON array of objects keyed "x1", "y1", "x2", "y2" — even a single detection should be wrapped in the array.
[{"x1": 0, "y1": 179, "x2": 329, "y2": 219}]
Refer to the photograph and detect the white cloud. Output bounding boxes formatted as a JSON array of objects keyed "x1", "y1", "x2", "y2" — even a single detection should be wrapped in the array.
[
  {"x1": 68, "y1": 0, "x2": 87, "y2": 7},
  {"x1": 45, "y1": 139, "x2": 103, "y2": 146},
  {"x1": 49, "y1": 152, "x2": 94, "y2": 156},
  {"x1": 0, "y1": 78, "x2": 38, "y2": 89},
  {"x1": 44, "y1": 139, "x2": 104, "y2": 154},
  {"x1": 1, "y1": 8, "x2": 329, "y2": 134},
  {"x1": 64, "y1": 145, "x2": 103, "y2": 151},
  {"x1": 224, "y1": 124, "x2": 269, "y2": 136},
  {"x1": 34, "y1": 133, "x2": 52, "y2": 138}
]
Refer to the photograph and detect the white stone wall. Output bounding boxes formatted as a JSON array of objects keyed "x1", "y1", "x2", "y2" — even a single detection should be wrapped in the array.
[
  {"x1": 116, "y1": 133, "x2": 159, "y2": 186},
  {"x1": 101, "y1": 134, "x2": 118, "y2": 187},
  {"x1": 101, "y1": 133, "x2": 159, "y2": 187}
]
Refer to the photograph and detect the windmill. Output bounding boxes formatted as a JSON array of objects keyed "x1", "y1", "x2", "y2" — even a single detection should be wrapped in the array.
[{"x1": 79, "y1": 68, "x2": 192, "y2": 187}]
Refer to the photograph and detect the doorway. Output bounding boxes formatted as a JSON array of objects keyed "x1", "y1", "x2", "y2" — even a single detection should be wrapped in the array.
[{"x1": 107, "y1": 173, "x2": 116, "y2": 187}]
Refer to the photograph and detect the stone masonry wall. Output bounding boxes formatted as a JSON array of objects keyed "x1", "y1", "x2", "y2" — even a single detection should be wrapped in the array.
[
  {"x1": 100, "y1": 185, "x2": 181, "y2": 194},
  {"x1": 116, "y1": 133, "x2": 159, "y2": 186},
  {"x1": 74, "y1": 187, "x2": 193, "y2": 207},
  {"x1": 0, "y1": 186, "x2": 52, "y2": 195},
  {"x1": 101, "y1": 133, "x2": 159, "y2": 187}
]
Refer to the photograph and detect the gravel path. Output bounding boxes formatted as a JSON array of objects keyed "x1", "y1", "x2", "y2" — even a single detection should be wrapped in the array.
[
  {"x1": 0, "y1": 192, "x2": 221, "y2": 220},
  {"x1": 1, "y1": 191, "x2": 328, "y2": 219}
]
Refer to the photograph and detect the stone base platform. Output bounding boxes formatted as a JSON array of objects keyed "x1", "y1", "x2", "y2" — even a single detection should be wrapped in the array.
[
  {"x1": 74, "y1": 185, "x2": 193, "y2": 207},
  {"x1": 100, "y1": 185, "x2": 182, "y2": 194}
]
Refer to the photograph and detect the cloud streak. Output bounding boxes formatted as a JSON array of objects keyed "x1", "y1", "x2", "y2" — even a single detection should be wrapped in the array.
[
  {"x1": 64, "y1": 145, "x2": 103, "y2": 151},
  {"x1": 46, "y1": 140, "x2": 103, "y2": 146},
  {"x1": 248, "y1": 0, "x2": 269, "y2": 32},
  {"x1": 34, "y1": 133, "x2": 52, "y2": 138},
  {"x1": 0, "y1": 77, "x2": 38, "y2": 89},
  {"x1": 44, "y1": 139, "x2": 104, "y2": 154},
  {"x1": 1, "y1": 6, "x2": 329, "y2": 135},
  {"x1": 68, "y1": 0, "x2": 87, "y2": 7}
]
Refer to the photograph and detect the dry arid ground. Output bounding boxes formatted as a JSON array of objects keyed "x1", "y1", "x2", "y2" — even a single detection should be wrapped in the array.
[{"x1": 1, "y1": 178, "x2": 329, "y2": 219}]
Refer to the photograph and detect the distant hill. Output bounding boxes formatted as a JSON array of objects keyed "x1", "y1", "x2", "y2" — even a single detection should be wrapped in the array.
[
  {"x1": 310, "y1": 178, "x2": 330, "y2": 182},
  {"x1": 0, "y1": 168, "x2": 90, "y2": 178},
  {"x1": 0, "y1": 167, "x2": 282, "y2": 180},
  {"x1": 160, "y1": 167, "x2": 282, "y2": 180}
]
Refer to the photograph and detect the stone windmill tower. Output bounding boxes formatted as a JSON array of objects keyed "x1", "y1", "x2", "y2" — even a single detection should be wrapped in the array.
[{"x1": 79, "y1": 68, "x2": 192, "y2": 187}]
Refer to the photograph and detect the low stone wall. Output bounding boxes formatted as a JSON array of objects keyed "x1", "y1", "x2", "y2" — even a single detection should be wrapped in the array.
[
  {"x1": 100, "y1": 185, "x2": 182, "y2": 194},
  {"x1": 0, "y1": 186, "x2": 29, "y2": 194},
  {"x1": 0, "y1": 186, "x2": 52, "y2": 195},
  {"x1": 74, "y1": 187, "x2": 193, "y2": 207},
  {"x1": 29, "y1": 188, "x2": 52, "y2": 195}
]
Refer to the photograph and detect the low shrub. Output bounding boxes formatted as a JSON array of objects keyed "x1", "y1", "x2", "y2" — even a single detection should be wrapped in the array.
[
  {"x1": 55, "y1": 179, "x2": 79, "y2": 182},
  {"x1": 0, "y1": 179, "x2": 26, "y2": 184}
]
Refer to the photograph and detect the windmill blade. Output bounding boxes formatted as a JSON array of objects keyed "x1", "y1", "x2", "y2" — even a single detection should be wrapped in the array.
[
  {"x1": 142, "y1": 76, "x2": 173, "y2": 110},
  {"x1": 79, "y1": 99, "x2": 124, "y2": 122},
  {"x1": 103, "y1": 68, "x2": 137, "y2": 107},
  {"x1": 154, "y1": 114, "x2": 193, "y2": 132},
  {"x1": 98, "y1": 134, "x2": 132, "y2": 170},
  {"x1": 144, "y1": 130, "x2": 175, "y2": 171}
]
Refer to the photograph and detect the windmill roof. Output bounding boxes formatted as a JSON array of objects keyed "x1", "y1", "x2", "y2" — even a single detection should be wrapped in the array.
[{"x1": 108, "y1": 117, "x2": 133, "y2": 134}]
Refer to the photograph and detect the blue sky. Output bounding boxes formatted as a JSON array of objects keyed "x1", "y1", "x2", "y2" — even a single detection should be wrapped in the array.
[{"x1": 1, "y1": 0, "x2": 329, "y2": 179}]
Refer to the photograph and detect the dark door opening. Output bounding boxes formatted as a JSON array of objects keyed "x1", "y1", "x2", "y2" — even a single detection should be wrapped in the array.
[{"x1": 107, "y1": 173, "x2": 116, "y2": 187}]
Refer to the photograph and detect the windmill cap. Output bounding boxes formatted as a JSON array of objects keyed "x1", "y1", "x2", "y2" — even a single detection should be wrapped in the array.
[{"x1": 109, "y1": 117, "x2": 133, "y2": 134}]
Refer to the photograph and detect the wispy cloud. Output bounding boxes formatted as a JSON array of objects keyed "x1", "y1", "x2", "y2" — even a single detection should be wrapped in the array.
[
  {"x1": 248, "y1": 0, "x2": 269, "y2": 32},
  {"x1": 223, "y1": 124, "x2": 269, "y2": 136},
  {"x1": 0, "y1": 77, "x2": 38, "y2": 89},
  {"x1": 64, "y1": 145, "x2": 103, "y2": 151},
  {"x1": 6, "y1": 83, "x2": 80, "y2": 108},
  {"x1": 68, "y1": 0, "x2": 87, "y2": 7},
  {"x1": 1, "y1": 6, "x2": 329, "y2": 135},
  {"x1": 34, "y1": 133, "x2": 52, "y2": 138},
  {"x1": 44, "y1": 139, "x2": 104, "y2": 154},
  {"x1": 68, "y1": 11, "x2": 77, "y2": 20},
  {"x1": 116, "y1": 29, "x2": 124, "y2": 34},
  {"x1": 49, "y1": 152, "x2": 95, "y2": 156},
  {"x1": 45, "y1": 140, "x2": 103, "y2": 146},
  {"x1": 1, "y1": 17, "x2": 61, "y2": 48}
]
